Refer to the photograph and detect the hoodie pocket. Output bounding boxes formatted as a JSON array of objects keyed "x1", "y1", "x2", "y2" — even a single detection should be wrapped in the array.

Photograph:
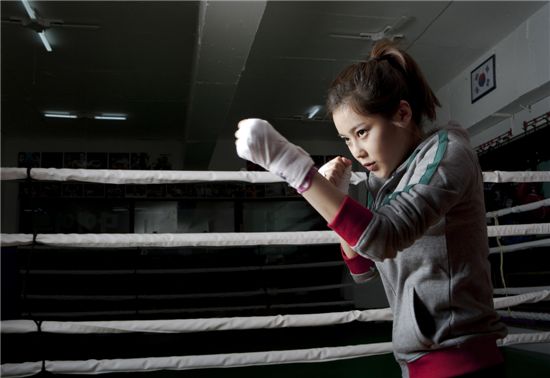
[
  {"x1": 409, "y1": 287, "x2": 436, "y2": 348},
  {"x1": 394, "y1": 287, "x2": 435, "y2": 354}
]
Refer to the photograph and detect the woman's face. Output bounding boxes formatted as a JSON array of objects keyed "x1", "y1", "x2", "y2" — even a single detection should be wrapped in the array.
[{"x1": 332, "y1": 102, "x2": 419, "y2": 179}]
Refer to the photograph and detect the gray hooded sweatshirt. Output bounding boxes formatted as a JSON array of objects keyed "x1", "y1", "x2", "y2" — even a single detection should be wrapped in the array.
[{"x1": 328, "y1": 123, "x2": 507, "y2": 374}]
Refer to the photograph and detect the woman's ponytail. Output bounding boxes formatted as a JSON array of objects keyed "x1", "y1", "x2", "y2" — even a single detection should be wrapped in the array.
[{"x1": 327, "y1": 39, "x2": 441, "y2": 125}]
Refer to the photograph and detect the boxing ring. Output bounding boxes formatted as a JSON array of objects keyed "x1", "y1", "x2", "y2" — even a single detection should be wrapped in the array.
[{"x1": 1, "y1": 167, "x2": 550, "y2": 377}]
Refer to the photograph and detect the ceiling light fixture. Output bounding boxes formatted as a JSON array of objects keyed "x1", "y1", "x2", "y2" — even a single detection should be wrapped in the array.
[
  {"x1": 94, "y1": 114, "x2": 127, "y2": 121},
  {"x1": 20, "y1": 0, "x2": 53, "y2": 52},
  {"x1": 20, "y1": 0, "x2": 35, "y2": 19},
  {"x1": 330, "y1": 16, "x2": 413, "y2": 42},
  {"x1": 307, "y1": 105, "x2": 323, "y2": 119},
  {"x1": 37, "y1": 31, "x2": 52, "y2": 52},
  {"x1": 43, "y1": 112, "x2": 77, "y2": 119}
]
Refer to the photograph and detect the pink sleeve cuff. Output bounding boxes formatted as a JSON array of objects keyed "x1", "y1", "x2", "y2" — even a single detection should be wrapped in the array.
[
  {"x1": 328, "y1": 196, "x2": 373, "y2": 247},
  {"x1": 341, "y1": 247, "x2": 375, "y2": 275}
]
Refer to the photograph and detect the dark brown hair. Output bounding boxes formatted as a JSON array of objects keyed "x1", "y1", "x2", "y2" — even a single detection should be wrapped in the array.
[{"x1": 326, "y1": 39, "x2": 440, "y2": 125}]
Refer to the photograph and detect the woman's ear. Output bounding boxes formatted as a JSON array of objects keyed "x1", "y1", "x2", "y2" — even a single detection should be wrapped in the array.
[{"x1": 392, "y1": 100, "x2": 413, "y2": 127}]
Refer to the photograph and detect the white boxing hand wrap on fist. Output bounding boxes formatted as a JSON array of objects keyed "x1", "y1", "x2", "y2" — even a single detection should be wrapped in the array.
[
  {"x1": 318, "y1": 157, "x2": 352, "y2": 193},
  {"x1": 235, "y1": 118, "x2": 314, "y2": 189}
]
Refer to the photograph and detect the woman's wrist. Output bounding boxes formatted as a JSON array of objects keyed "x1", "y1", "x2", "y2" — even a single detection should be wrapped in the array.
[
  {"x1": 340, "y1": 237, "x2": 358, "y2": 259},
  {"x1": 340, "y1": 245, "x2": 375, "y2": 275},
  {"x1": 296, "y1": 166, "x2": 318, "y2": 194}
]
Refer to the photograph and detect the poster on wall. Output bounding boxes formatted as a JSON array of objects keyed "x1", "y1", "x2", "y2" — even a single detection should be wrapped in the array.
[{"x1": 471, "y1": 55, "x2": 496, "y2": 103}]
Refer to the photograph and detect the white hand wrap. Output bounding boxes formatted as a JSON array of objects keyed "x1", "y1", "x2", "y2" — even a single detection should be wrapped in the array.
[
  {"x1": 338, "y1": 164, "x2": 352, "y2": 193},
  {"x1": 318, "y1": 160, "x2": 352, "y2": 193},
  {"x1": 235, "y1": 118, "x2": 314, "y2": 189}
]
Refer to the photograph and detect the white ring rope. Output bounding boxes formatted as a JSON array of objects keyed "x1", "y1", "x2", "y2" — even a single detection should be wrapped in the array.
[
  {"x1": 489, "y1": 238, "x2": 550, "y2": 254},
  {"x1": 486, "y1": 198, "x2": 550, "y2": 218},
  {"x1": 2, "y1": 333, "x2": 549, "y2": 378},
  {"x1": 2, "y1": 224, "x2": 549, "y2": 248},
  {"x1": 486, "y1": 223, "x2": 550, "y2": 237},
  {"x1": 1, "y1": 362, "x2": 42, "y2": 378},
  {"x1": 493, "y1": 290, "x2": 550, "y2": 309},
  {"x1": 1, "y1": 308, "x2": 393, "y2": 334},
  {"x1": 497, "y1": 310, "x2": 550, "y2": 322},
  {"x1": 3, "y1": 291, "x2": 547, "y2": 335},
  {"x1": 494, "y1": 286, "x2": 550, "y2": 295},
  {"x1": 482, "y1": 171, "x2": 550, "y2": 183},
  {"x1": 497, "y1": 331, "x2": 550, "y2": 346},
  {"x1": 0, "y1": 168, "x2": 285, "y2": 184},
  {"x1": 8, "y1": 301, "x2": 357, "y2": 320},
  {"x1": 2, "y1": 342, "x2": 395, "y2": 377},
  {"x1": 0, "y1": 231, "x2": 340, "y2": 248},
  {"x1": 3, "y1": 168, "x2": 550, "y2": 184},
  {"x1": 0, "y1": 168, "x2": 368, "y2": 186}
]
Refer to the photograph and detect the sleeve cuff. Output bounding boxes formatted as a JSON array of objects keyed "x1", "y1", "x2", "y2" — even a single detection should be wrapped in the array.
[
  {"x1": 328, "y1": 196, "x2": 373, "y2": 247},
  {"x1": 341, "y1": 247, "x2": 375, "y2": 275},
  {"x1": 351, "y1": 270, "x2": 378, "y2": 284}
]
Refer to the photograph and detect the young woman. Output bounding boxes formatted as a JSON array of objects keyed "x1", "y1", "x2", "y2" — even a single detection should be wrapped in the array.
[{"x1": 235, "y1": 39, "x2": 507, "y2": 378}]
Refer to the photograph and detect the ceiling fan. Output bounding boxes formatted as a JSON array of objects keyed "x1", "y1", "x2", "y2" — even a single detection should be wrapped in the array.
[
  {"x1": 329, "y1": 16, "x2": 414, "y2": 42},
  {"x1": 275, "y1": 105, "x2": 332, "y2": 123},
  {"x1": 2, "y1": 0, "x2": 100, "y2": 52}
]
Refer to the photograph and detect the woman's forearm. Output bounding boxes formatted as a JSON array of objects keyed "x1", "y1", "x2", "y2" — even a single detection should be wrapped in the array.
[
  {"x1": 301, "y1": 172, "x2": 347, "y2": 222},
  {"x1": 300, "y1": 172, "x2": 359, "y2": 259}
]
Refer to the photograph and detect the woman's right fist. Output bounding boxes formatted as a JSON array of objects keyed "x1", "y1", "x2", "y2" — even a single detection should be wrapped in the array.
[{"x1": 318, "y1": 156, "x2": 352, "y2": 193}]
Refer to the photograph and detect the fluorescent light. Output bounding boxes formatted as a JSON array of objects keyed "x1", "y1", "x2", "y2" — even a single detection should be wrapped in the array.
[
  {"x1": 43, "y1": 112, "x2": 128, "y2": 120},
  {"x1": 21, "y1": 1, "x2": 53, "y2": 52},
  {"x1": 21, "y1": 0, "x2": 36, "y2": 19},
  {"x1": 44, "y1": 112, "x2": 77, "y2": 119},
  {"x1": 307, "y1": 105, "x2": 322, "y2": 119},
  {"x1": 38, "y1": 32, "x2": 52, "y2": 52},
  {"x1": 94, "y1": 114, "x2": 127, "y2": 121}
]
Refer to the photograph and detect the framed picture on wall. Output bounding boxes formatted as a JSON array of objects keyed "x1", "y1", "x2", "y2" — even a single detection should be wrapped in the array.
[{"x1": 471, "y1": 55, "x2": 496, "y2": 103}]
